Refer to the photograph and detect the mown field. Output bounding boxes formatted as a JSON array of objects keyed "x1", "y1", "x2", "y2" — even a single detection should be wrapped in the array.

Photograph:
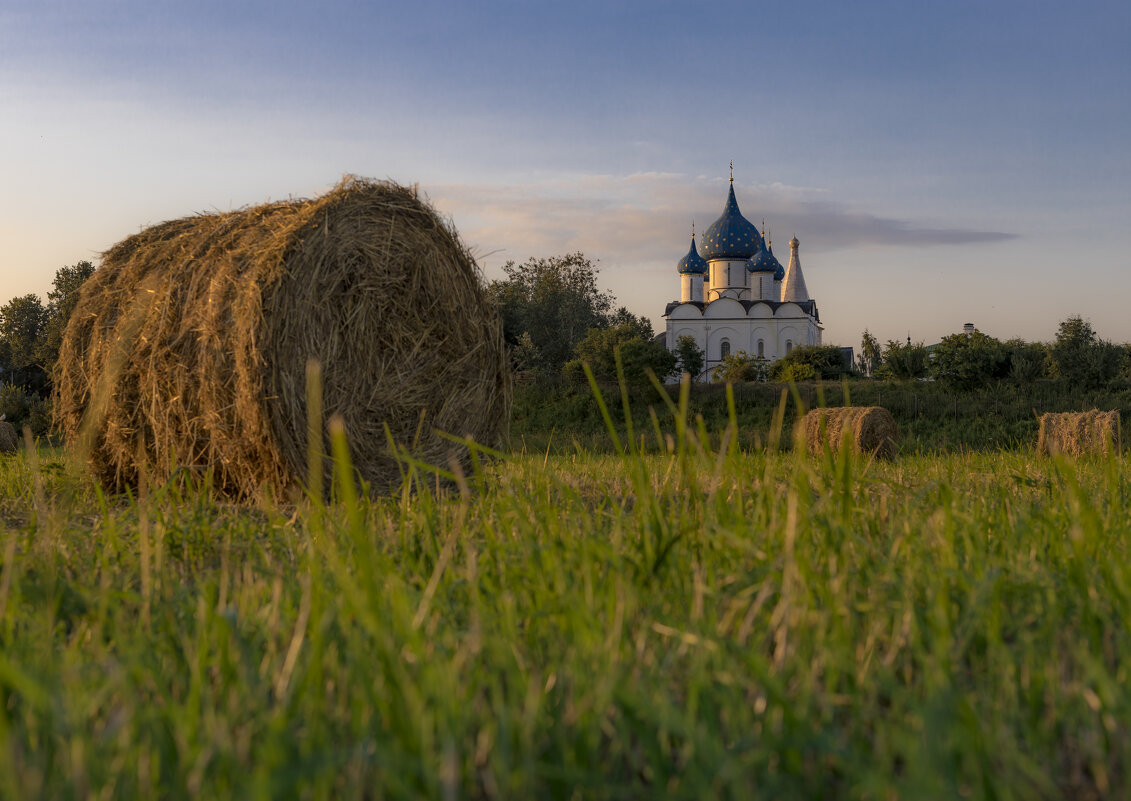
[{"x1": 1, "y1": 396, "x2": 1129, "y2": 799}]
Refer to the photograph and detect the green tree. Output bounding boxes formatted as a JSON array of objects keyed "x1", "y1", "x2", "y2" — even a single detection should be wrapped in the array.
[
  {"x1": 38, "y1": 260, "x2": 96, "y2": 370},
  {"x1": 606, "y1": 307, "x2": 653, "y2": 339},
  {"x1": 858, "y1": 329, "x2": 883, "y2": 377},
  {"x1": 928, "y1": 330, "x2": 1008, "y2": 390},
  {"x1": 0, "y1": 294, "x2": 48, "y2": 371},
  {"x1": 565, "y1": 320, "x2": 674, "y2": 385},
  {"x1": 769, "y1": 344, "x2": 852, "y2": 382},
  {"x1": 673, "y1": 335, "x2": 705, "y2": 380},
  {"x1": 712, "y1": 351, "x2": 769, "y2": 383},
  {"x1": 876, "y1": 340, "x2": 929, "y2": 380},
  {"x1": 1003, "y1": 338, "x2": 1048, "y2": 383},
  {"x1": 487, "y1": 253, "x2": 615, "y2": 373},
  {"x1": 1049, "y1": 315, "x2": 1121, "y2": 388}
]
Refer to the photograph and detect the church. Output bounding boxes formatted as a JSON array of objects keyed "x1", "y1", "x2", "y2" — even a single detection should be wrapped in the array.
[{"x1": 663, "y1": 171, "x2": 822, "y2": 377}]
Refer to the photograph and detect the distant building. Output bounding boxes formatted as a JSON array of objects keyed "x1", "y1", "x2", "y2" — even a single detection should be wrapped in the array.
[{"x1": 663, "y1": 170, "x2": 823, "y2": 378}]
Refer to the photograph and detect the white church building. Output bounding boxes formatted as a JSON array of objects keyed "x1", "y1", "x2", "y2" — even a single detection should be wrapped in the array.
[{"x1": 663, "y1": 173, "x2": 822, "y2": 376}]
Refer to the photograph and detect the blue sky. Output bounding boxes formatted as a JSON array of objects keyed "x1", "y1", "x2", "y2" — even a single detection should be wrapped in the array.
[{"x1": 3, "y1": 0, "x2": 1129, "y2": 347}]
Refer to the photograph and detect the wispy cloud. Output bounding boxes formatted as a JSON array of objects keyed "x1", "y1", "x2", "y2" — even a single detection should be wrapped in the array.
[{"x1": 428, "y1": 173, "x2": 1016, "y2": 275}]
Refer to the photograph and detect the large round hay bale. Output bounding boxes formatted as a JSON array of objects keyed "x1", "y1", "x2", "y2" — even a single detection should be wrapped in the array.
[
  {"x1": 801, "y1": 406, "x2": 897, "y2": 459},
  {"x1": 1037, "y1": 410, "x2": 1120, "y2": 457},
  {"x1": 54, "y1": 177, "x2": 510, "y2": 497},
  {"x1": 0, "y1": 421, "x2": 18, "y2": 455}
]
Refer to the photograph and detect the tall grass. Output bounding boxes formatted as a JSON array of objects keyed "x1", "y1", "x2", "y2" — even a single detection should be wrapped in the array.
[{"x1": 0, "y1": 399, "x2": 1129, "y2": 798}]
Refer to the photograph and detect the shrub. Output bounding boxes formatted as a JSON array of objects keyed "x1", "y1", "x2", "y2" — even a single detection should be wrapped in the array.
[
  {"x1": 712, "y1": 351, "x2": 769, "y2": 383},
  {"x1": 769, "y1": 344, "x2": 851, "y2": 381},
  {"x1": 0, "y1": 383, "x2": 29, "y2": 427}
]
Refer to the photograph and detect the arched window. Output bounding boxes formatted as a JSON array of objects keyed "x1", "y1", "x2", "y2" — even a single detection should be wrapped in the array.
[
  {"x1": 757, "y1": 339, "x2": 765, "y2": 358},
  {"x1": 720, "y1": 340, "x2": 731, "y2": 359},
  {"x1": 785, "y1": 339, "x2": 793, "y2": 354}
]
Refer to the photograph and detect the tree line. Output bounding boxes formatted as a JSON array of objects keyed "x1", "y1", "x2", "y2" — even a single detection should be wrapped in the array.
[
  {"x1": 856, "y1": 317, "x2": 1129, "y2": 390},
  {"x1": 6, "y1": 252, "x2": 1124, "y2": 437},
  {"x1": 0, "y1": 261, "x2": 96, "y2": 433}
]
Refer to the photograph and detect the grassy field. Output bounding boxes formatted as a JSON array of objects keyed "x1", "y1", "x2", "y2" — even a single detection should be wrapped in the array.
[{"x1": 1, "y1": 399, "x2": 1130, "y2": 799}]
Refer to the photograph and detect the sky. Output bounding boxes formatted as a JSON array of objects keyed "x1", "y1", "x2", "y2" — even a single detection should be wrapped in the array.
[{"x1": 2, "y1": 0, "x2": 1129, "y2": 348}]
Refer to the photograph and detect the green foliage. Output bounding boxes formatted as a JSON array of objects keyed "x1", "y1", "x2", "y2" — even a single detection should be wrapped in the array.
[
  {"x1": 769, "y1": 344, "x2": 851, "y2": 381},
  {"x1": 38, "y1": 260, "x2": 96, "y2": 370},
  {"x1": 510, "y1": 331, "x2": 541, "y2": 372},
  {"x1": 775, "y1": 361, "x2": 817, "y2": 382},
  {"x1": 858, "y1": 329, "x2": 883, "y2": 376},
  {"x1": 711, "y1": 350, "x2": 769, "y2": 383},
  {"x1": 673, "y1": 334, "x2": 704, "y2": 380},
  {"x1": 0, "y1": 293, "x2": 47, "y2": 370},
  {"x1": 1050, "y1": 315, "x2": 1122, "y2": 388},
  {"x1": 876, "y1": 339, "x2": 929, "y2": 380},
  {"x1": 3, "y1": 420, "x2": 1131, "y2": 797},
  {"x1": 0, "y1": 382, "x2": 29, "y2": 425},
  {"x1": 487, "y1": 252, "x2": 616, "y2": 373},
  {"x1": 565, "y1": 321, "x2": 675, "y2": 385},
  {"x1": 26, "y1": 396, "x2": 52, "y2": 438},
  {"x1": 929, "y1": 329, "x2": 1009, "y2": 390},
  {"x1": 1004, "y1": 338, "x2": 1049, "y2": 383}
]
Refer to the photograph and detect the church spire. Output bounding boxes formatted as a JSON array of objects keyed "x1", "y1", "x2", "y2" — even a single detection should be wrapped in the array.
[{"x1": 781, "y1": 235, "x2": 810, "y2": 302}]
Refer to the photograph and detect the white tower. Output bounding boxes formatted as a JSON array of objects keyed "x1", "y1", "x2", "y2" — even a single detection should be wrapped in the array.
[
  {"x1": 700, "y1": 166, "x2": 764, "y2": 302},
  {"x1": 676, "y1": 228, "x2": 707, "y2": 303},
  {"x1": 781, "y1": 236, "x2": 810, "y2": 302}
]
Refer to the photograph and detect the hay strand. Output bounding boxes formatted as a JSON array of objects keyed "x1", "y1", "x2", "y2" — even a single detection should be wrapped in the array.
[
  {"x1": 54, "y1": 177, "x2": 510, "y2": 498},
  {"x1": 802, "y1": 406, "x2": 898, "y2": 459},
  {"x1": 1036, "y1": 410, "x2": 1121, "y2": 457}
]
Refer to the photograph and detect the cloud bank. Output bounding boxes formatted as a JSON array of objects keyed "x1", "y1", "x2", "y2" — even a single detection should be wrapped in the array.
[{"x1": 428, "y1": 173, "x2": 1016, "y2": 276}]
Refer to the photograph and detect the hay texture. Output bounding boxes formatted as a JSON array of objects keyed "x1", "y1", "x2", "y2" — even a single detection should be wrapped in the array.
[
  {"x1": 802, "y1": 406, "x2": 898, "y2": 459},
  {"x1": 1037, "y1": 410, "x2": 1121, "y2": 457},
  {"x1": 55, "y1": 177, "x2": 510, "y2": 497},
  {"x1": 0, "y1": 421, "x2": 17, "y2": 455}
]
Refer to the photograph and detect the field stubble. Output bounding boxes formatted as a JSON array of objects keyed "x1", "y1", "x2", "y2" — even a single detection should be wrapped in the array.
[{"x1": 0, "y1": 392, "x2": 1129, "y2": 799}]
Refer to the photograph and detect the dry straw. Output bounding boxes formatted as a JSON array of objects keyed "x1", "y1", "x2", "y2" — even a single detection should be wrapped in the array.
[
  {"x1": 801, "y1": 406, "x2": 898, "y2": 459},
  {"x1": 0, "y1": 421, "x2": 17, "y2": 455},
  {"x1": 1036, "y1": 410, "x2": 1121, "y2": 457},
  {"x1": 55, "y1": 177, "x2": 510, "y2": 498}
]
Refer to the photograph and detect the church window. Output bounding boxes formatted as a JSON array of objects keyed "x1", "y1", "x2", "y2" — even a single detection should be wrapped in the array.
[
  {"x1": 721, "y1": 340, "x2": 731, "y2": 359},
  {"x1": 757, "y1": 339, "x2": 765, "y2": 358},
  {"x1": 786, "y1": 340, "x2": 793, "y2": 354}
]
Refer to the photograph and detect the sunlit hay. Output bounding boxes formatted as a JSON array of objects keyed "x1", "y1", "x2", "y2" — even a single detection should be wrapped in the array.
[
  {"x1": 0, "y1": 422, "x2": 17, "y2": 455},
  {"x1": 1037, "y1": 410, "x2": 1121, "y2": 457},
  {"x1": 54, "y1": 177, "x2": 510, "y2": 499},
  {"x1": 802, "y1": 406, "x2": 898, "y2": 459}
]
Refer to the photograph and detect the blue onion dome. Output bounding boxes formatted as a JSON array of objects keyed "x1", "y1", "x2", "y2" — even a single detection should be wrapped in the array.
[
  {"x1": 768, "y1": 242, "x2": 785, "y2": 281},
  {"x1": 676, "y1": 234, "x2": 708, "y2": 274},
  {"x1": 701, "y1": 183, "x2": 764, "y2": 260},
  {"x1": 746, "y1": 240, "x2": 776, "y2": 273}
]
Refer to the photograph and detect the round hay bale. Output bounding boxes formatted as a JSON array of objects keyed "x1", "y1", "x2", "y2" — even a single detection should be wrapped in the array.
[
  {"x1": 801, "y1": 406, "x2": 898, "y2": 459},
  {"x1": 0, "y1": 421, "x2": 18, "y2": 455},
  {"x1": 54, "y1": 177, "x2": 510, "y2": 497},
  {"x1": 1036, "y1": 409, "x2": 1120, "y2": 457}
]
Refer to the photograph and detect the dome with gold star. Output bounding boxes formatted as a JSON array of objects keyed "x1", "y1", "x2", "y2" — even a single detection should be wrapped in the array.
[
  {"x1": 700, "y1": 182, "x2": 764, "y2": 261},
  {"x1": 676, "y1": 234, "x2": 708, "y2": 274}
]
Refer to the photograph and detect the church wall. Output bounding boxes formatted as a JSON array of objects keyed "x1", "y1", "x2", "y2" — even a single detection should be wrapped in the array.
[
  {"x1": 708, "y1": 326, "x2": 741, "y2": 363},
  {"x1": 752, "y1": 273, "x2": 776, "y2": 301},
  {"x1": 750, "y1": 326, "x2": 773, "y2": 360},
  {"x1": 664, "y1": 305, "x2": 824, "y2": 379},
  {"x1": 672, "y1": 327, "x2": 702, "y2": 347},
  {"x1": 707, "y1": 260, "x2": 748, "y2": 301},
  {"x1": 778, "y1": 325, "x2": 802, "y2": 356},
  {"x1": 681, "y1": 274, "x2": 704, "y2": 303}
]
